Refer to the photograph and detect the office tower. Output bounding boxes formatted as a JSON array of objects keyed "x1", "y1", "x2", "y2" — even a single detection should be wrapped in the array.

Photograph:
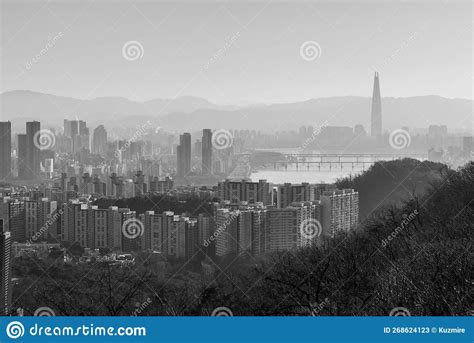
[
  {"x1": 320, "y1": 189, "x2": 359, "y2": 237},
  {"x1": 26, "y1": 121, "x2": 41, "y2": 179},
  {"x1": 17, "y1": 134, "x2": 27, "y2": 179},
  {"x1": 0, "y1": 198, "x2": 26, "y2": 243},
  {"x1": 0, "y1": 122, "x2": 11, "y2": 179},
  {"x1": 177, "y1": 133, "x2": 191, "y2": 178},
  {"x1": 0, "y1": 221, "x2": 12, "y2": 316},
  {"x1": 92, "y1": 125, "x2": 107, "y2": 155},
  {"x1": 370, "y1": 72, "x2": 382, "y2": 137},
  {"x1": 202, "y1": 129, "x2": 213, "y2": 175},
  {"x1": 217, "y1": 179, "x2": 272, "y2": 205}
]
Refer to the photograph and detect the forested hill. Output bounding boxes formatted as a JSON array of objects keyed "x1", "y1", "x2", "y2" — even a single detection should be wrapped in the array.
[{"x1": 336, "y1": 158, "x2": 448, "y2": 221}]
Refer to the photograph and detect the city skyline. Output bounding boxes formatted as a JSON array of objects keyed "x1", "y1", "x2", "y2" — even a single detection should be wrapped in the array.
[{"x1": 0, "y1": 0, "x2": 472, "y2": 325}]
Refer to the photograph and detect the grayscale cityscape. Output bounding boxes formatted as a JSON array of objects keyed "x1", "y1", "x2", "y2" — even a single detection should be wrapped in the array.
[{"x1": 0, "y1": 0, "x2": 472, "y2": 318}]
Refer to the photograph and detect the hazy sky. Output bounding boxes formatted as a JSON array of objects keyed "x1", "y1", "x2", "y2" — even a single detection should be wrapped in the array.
[{"x1": 1, "y1": 0, "x2": 472, "y2": 103}]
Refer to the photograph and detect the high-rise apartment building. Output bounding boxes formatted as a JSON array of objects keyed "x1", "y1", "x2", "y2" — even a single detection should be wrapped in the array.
[
  {"x1": 320, "y1": 189, "x2": 359, "y2": 236},
  {"x1": 177, "y1": 133, "x2": 191, "y2": 178},
  {"x1": 202, "y1": 129, "x2": 213, "y2": 175},
  {"x1": 0, "y1": 222, "x2": 12, "y2": 316},
  {"x1": 26, "y1": 121, "x2": 40, "y2": 179},
  {"x1": 92, "y1": 125, "x2": 107, "y2": 155},
  {"x1": 0, "y1": 198, "x2": 26, "y2": 243},
  {"x1": 277, "y1": 183, "x2": 337, "y2": 208},
  {"x1": 217, "y1": 179, "x2": 272, "y2": 205},
  {"x1": 0, "y1": 122, "x2": 12, "y2": 179},
  {"x1": 17, "y1": 134, "x2": 28, "y2": 179}
]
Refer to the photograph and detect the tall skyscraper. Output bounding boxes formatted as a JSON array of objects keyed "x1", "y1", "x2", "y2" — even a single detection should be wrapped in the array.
[
  {"x1": 92, "y1": 125, "x2": 108, "y2": 155},
  {"x1": 17, "y1": 134, "x2": 27, "y2": 179},
  {"x1": 370, "y1": 72, "x2": 382, "y2": 137},
  {"x1": 26, "y1": 121, "x2": 40, "y2": 179},
  {"x1": 177, "y1": 133, "x2": 191, "y2": 178},
  {"x1": 0, "y1": 122, "x2": 12, "y2": 180},
  {"x1": 202, "y1": 129, "x2": 213, "y2": 175},
  {"x1": 0, "y1": 220, "x2": 12, "y2": 315}
]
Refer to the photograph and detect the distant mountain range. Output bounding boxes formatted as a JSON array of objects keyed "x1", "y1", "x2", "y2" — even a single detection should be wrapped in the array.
[{"x1": 1, "y1": 90, "x2": 472, "y2": 134}]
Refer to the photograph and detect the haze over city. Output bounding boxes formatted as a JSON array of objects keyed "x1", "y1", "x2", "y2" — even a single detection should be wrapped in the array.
[
  {"x1": 1, "y1": 0, "x2": 472, "y2": 104},
  {"x1": 0, "y1": 0, "x2": 472, "y2": 331}
]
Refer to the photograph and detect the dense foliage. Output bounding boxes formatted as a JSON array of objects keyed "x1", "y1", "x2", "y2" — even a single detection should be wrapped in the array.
[{"x1": 336, "y1": 158, "x2": 447, "y2": 220}]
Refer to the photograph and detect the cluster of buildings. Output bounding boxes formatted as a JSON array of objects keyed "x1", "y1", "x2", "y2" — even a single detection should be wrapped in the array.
[{"x1": 0, "y1": 180, "x2": 358, "y2": 264}]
